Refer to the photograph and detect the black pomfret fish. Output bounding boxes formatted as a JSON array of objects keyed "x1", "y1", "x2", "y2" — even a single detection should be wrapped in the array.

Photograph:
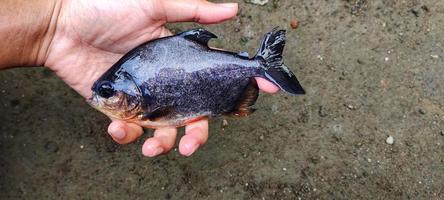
[{"x1": 88, "y1": 28, "x2": 305, "y2": 128}]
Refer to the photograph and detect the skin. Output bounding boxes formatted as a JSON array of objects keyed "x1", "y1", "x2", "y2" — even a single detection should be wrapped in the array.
[{"x1": 0, "y1": 0, "x2": 280, "y2": 157}]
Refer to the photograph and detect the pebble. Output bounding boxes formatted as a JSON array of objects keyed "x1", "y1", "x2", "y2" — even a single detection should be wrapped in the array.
[
  {"x1": 222, "y1": 119, "x2": 229, "y2": 130},
  {"x1": 290, "y1": 19, "x2": 299, "y2": 29},
  {"x1": 440, "y1": 130, "x2": 444, "y2": 136},
  {"x1": 431, "y1": 54, "x2": 439, "y2": 59},
  {"x1": 332, "y1": 124, "x2": 343, "y2": 134},
  {"x1": 386, "y1": 136, "x2": 394, "y2": 145},
  {"x1": 245, "y1": 0, "x2": 268, "y2": 6},
  {"x1": 346, "y1": 104, "x2": 356, "y2": 110}
]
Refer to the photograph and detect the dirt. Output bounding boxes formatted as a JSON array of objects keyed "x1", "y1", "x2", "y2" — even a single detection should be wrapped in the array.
[{"x1": 1, "y1": 0, "x2": 443, "y2": 199}]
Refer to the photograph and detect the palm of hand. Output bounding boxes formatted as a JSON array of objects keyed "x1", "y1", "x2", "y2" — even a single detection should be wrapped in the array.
[{"x1": 46, "y1": 0, "x2": 172, "y2": 98}]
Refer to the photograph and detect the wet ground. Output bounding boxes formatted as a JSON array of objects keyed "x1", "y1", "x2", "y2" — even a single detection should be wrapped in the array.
[{"x1": 1, "y1": 0, "x2": 443, "y2": 199}]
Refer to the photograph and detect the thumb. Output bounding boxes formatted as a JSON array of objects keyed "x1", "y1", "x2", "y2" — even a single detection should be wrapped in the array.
[{"x1": 153, "y1": 0, "x2": 238, "y2": 24}]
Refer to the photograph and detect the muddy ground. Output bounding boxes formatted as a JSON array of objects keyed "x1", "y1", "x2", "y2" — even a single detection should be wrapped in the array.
[{"x1": 1, "y1": 0, "x2": 443, "y2": 199}]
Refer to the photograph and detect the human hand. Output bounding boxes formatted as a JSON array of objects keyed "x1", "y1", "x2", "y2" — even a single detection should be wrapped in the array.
[{"x1": 43, "y1": 0, "x2": 280, "y2": 157}]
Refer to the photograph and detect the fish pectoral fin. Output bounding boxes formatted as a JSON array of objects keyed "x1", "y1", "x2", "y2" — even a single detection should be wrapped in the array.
[
  {"x1": 179, "y1": 28, "x2": 217, "y2": 46},
  {"x1": 227, "y1": 78, "x2": 259, "y2": 117},
  {"x1": 138, "y1": 107, "x2": 173, "y2": 122}
]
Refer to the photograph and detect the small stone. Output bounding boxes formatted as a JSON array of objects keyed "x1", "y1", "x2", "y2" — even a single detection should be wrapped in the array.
[
  {"x1": 346, "y1": 104, "x2": 356, "y2": 110},
  {"x1": 418, "y1": 108, "x2": 426, "y2": 115},
  {"x1": 384, "y1": 57, "x2": 389, "y2": 61},
  {"x1": 332, "y1": 124, "x2": 344, "y2": 141},
  {"x1": 431, "y1": 54, "x2": 439, "y2": 59},
  {"x1": 283, "y1": 167, "x2": 287, "y2": 171},
  {"x1": 259, "y1": 135, "x2": 264, "y2": 140},
  {"x1": 290, "y1": 19, "x2": 299, "y2": 29},
  {"x1": 80, "y1": 145, "x2": 84, "y2": 149},
  {"x1": 332, "y1": 124, "x2": 343, "y2": 135},
  {"x1": 440, "y1": 130, "x2": 444, "y2": 136},
  {"x1": 222, "y1": 119, "x2": 229, "y2": 130},
  {"x1": 367, "y1": 158, "x2": 372, "y2": 163},
  {"x1": 386, "y1": 136, "x2": 394, "y2": 145},
  {"x1": 245, "y1": 0, "x2": 268, "y2": 6}
]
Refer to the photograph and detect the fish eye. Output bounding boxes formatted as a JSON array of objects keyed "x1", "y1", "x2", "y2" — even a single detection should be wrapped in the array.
[{"x1": 97, "y1": 81, "x2": 115, "y2": 98}]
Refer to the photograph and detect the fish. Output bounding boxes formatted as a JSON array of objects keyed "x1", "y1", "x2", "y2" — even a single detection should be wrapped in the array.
[{"x1": 88, "y1": 28, "x2": 305, "y2": 128}]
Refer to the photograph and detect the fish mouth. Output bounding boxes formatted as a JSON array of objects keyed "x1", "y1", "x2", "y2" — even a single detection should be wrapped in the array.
[{"x1": 86, "y1": 92, "x2": 141, "y2": 121}]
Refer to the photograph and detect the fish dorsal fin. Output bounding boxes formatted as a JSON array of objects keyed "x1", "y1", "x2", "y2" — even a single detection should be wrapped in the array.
[
  {"x1": 228, "y1": 78, "x2": 259, "y2": 117},
  {"x1": 179, "y1": 28, "x2": 217, "y2": 46}
]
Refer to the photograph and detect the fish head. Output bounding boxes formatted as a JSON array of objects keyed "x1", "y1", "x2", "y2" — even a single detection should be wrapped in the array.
[{"x1": 88, "y1": 71, "x2": 143, "y2": 121}]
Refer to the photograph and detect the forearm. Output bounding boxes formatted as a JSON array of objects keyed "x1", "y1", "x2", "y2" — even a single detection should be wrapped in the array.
[{"x1": 0, "y1": 0, "x2": 60, "y2": 69}]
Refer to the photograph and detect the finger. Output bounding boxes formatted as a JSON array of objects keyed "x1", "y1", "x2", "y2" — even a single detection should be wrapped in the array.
[
  {"x1": 255, "y1": 77, "x2": 280, "y2": 94},
  {"x1": 142, "y1": 127, "x2": 177, "y2": 157},
  {"x1": 179, "y1": 119, "x2": 209, "y2": 156},
  {"x1": 156, "y1": 0, "x2": 238, "y2": 24},
  {"x1": 108, "y1": 120, "x2": 143, "y2": 144}
]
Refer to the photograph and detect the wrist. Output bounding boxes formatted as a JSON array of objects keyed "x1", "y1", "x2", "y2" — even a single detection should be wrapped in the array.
[{"x1": 0, "y1": 0, "x2": 62, "y2": 68}]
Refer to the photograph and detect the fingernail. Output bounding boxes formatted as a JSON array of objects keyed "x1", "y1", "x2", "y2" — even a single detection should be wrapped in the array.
[
  {"x1": 184, "y1": 143, "x2": 200, "y2": 157},
  {"x1": 112, "y1": 131, "x2": 125, "y2": 140},
  {"x1": 219, "y1": 3, "x2": 238, "y2": 8}
]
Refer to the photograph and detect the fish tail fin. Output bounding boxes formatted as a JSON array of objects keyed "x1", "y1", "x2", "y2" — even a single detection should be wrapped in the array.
[{"x1": 255, "y1": 28, "x2": 305, "y2": 95}]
